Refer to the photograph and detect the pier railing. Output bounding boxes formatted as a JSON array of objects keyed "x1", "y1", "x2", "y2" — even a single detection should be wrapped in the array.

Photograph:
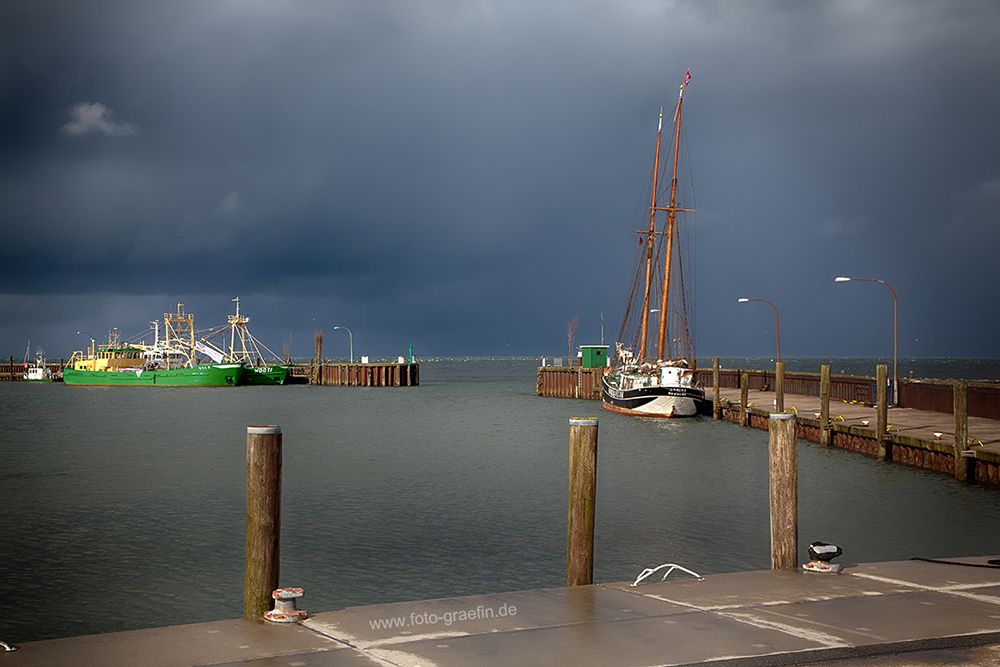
[{"x1": 694, "y1": 368, "x2": 1000, "y2": 420}]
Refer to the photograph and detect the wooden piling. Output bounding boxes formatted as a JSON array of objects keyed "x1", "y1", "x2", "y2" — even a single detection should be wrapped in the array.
[
  {"x1": 313, "y1": 331, "x2": 323, "y2": 385},
  {"x1": 955, "y1": 381, "x2": 969, "y2": 481},
  {"x1": 819, "y1": 365, "x2": 831, "y2": 446},
  {"x1": 775, "y1": 361, "x2": 785, "y2": 413},
  {"x1": 740, "y1": 372, "x2": 749, "y2": 427},
  {"x1": 768, "y1": 413, "x2": 797, "y2": 570},
  {"x1": 245, "y1": 425, "x2": 282, "y2": 618},
  {"x1": 712, "y1": 357, "x2": 721, "y2": 420},
  {"x1": 876, "y1": 365, "x2": 888, "y2": 461},
  {"x1": 567, "y1": 418, "x2": 598, "y2": 587}
]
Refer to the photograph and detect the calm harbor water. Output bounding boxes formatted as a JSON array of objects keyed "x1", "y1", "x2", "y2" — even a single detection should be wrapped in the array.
[{"x1": 2, "y1": 357, "x2": 1000, "y2": 643}]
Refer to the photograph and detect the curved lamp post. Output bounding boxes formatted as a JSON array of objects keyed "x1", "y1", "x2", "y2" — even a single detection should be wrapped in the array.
[
  {"x1": 738, "y1": 298, "x2": 780, "y2": 363},
  {"x1": 333, "y1": 326, "x2": 353, "y2": 364},
  {"x1": 835, "y1": 276, "x2": 897, "y2": 406},
  {"x1": 76, "y1": 330, "x2": 95, "y2": 357}
]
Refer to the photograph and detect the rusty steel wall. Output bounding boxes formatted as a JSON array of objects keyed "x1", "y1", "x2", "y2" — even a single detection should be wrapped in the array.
[
  {"x1": 318, "y1": 363, "x2": 419, "y2": 387},
  {"x1": 536, "y1": 367, "x2": 604, "y2": 400}
]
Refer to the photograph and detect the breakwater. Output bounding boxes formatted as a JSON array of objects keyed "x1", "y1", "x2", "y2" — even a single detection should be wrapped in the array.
[
  {"x1": 292, "y1": 362, "x2": 419, "y2": 386},
  {"x1": 535, "y1": 365, "x2": 605, "y2": 399}
]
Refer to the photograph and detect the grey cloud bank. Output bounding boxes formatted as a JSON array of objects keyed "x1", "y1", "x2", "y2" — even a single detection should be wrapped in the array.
[{"x1": 1, "y1": 1, "x2": 998, "y2": 360}]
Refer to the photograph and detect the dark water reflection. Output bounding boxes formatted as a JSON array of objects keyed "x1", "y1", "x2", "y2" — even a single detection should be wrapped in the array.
[{"x1": 2, "y1": 359, "x2": 999, "y2": 642}]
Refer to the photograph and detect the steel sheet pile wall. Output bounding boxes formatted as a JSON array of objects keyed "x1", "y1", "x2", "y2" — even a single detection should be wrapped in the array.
[
  {"x1": 318, "y1": 363, "x2": 419, "y2": 387},
  {"x1": 536, "y1": 367, "x2": 605, "y2": 400},
  {"x1": 0, "y1": 357, "x2": 20, "y2": 381}
]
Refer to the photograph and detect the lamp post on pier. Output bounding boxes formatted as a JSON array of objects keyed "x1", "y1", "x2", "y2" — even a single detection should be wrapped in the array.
[
  {"x1": 738, "y1": 298, "x2": 781, "y2": 363},
  {"x1": 333, "y1": 326, "x2": 353, "y2": 364},
  {"x1": 76, "y1": 331, "x2": 95, "y2": 357},
  {"x1": 835, "y1": 276, "x2": 897, "y2": 406}
]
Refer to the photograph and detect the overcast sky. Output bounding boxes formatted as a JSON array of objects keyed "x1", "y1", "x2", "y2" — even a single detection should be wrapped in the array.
[{"x1": 2, "y1": 0, "x2": 998, "y2": 361}]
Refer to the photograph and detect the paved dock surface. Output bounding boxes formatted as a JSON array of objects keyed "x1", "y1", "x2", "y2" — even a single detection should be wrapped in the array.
[
  {"x1": 717, "y1": 388, "x2": 1000, "y2": 454},
  {"x1": 8, "y1": 557, "x2": 1000, "y2": 666}
]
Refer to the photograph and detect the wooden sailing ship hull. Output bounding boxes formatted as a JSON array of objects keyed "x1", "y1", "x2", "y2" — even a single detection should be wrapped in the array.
[{"x1": 602, "y1": 376, "x2": 708, "y2": 418}]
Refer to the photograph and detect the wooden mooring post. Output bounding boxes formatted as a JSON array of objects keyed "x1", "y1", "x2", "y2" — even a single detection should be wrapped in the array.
[
  {"x1": 775, "y1": 361, "x2": 785, "y2": 413},
  {"x1": 740, "y1": 372, "x2": 749, "y2": 427},
  {"x1": 712, "y1": 357, "x2": 721, "y2": 420},
  {"x1": 876, "y1": 364, "x2": 888, "y2": 461},
  {"x1": 567, "y1": 418, "x2": 598, "y2": 587},
  {"x1": 819, "y1": 365, "x2": 831, "y2": 446},
  {"x1": 955, "y1": 381, "x2": 970, "y2": 481},
  {"x1": 768, "y1": 413, "x2": 797, "y2": 570},
  {"x1": 245, "y1": 425, "x2": 282, "y2": 618}
]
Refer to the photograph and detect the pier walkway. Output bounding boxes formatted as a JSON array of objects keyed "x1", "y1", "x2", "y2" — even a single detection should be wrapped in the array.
[
  {"x1": 9, "y1": 557, "x2": 1000, "y2": 666},
  {"x1": 717, "y1": 387, "x2": 1000, "y2": 454}
]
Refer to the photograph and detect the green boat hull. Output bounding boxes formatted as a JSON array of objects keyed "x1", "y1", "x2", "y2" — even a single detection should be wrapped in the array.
[
  {"x1": 239, "y1": 364, "x2": 291, "y2": 385},
  {"x1": 63, "y1": 363, "x2": 244, "y2": 387}
]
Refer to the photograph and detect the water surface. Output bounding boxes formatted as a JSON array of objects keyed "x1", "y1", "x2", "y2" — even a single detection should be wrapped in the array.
[{"x1": 2, "y1": 358, "x2": 999, "y2": 643}]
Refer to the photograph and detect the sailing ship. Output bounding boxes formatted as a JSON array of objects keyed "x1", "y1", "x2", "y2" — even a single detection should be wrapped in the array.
[
  {"x1": 602, "y1": 71, "x2": 710, "y2": 418},
  {"x1": 197, "y1": 297, "x2": 291, "y2": 385},
  {"x1": 62, "y1": 304, "x2": 244, "y2": 386}
]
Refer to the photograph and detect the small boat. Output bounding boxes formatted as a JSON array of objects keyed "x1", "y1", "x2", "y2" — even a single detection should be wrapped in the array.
[
  {"x1": 62, "y1": 305, "x2": 244, "y2": 387},
  {"x1": 22, "y1": 344, "x2": 58, "y2": 382},
  {"x1": 602, "y1": 71, "x2": 710, "y2": 418},
  {"x1": 197, "y1": 298, "x2": 290, "y2": 385}
]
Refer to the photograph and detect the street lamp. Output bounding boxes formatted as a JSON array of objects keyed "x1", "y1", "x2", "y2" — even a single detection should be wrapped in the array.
[
  {"x1": 333, "y1": 326, "x2": 353, "y2": 364},
  {"x1": 76, "y1": 331, "x2": 95, "y2": 357},
  {"x1": 835, "y1": 276, "x2": 897, "y2": 406},
  {"x1": 738, "y1": 298, "x2": 780, "y2": 363}
]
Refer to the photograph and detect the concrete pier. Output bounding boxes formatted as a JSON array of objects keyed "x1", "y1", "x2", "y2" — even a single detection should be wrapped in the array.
[
  {"x1": 716, "y1": 386, "x2": 1000, "y2": 485},
  {"x1": 9, "y1": 556, "x2": 1000, "y2": 666}
]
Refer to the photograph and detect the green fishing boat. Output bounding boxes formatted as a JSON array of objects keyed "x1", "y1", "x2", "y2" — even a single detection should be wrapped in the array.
[
  {"x1": 63, "y1": 363, "x2": 244, "y2": 386},
  {"x1": 64, "y1": 304, "x2": 244, "y2": 387},
  {"x1": 239, "y1": 363, "x2": 291, "y2": 385},
  {"x1": 199, "y1": 297, "x2": 290, "y2": 385}
]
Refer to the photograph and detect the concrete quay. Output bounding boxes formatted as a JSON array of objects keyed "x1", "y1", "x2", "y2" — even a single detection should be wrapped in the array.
[{"x1": 9, "y1": 557, "x2": 1000, "y2": 666}]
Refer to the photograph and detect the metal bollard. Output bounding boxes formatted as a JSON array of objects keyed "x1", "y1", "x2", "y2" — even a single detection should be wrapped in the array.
[{"x1": 264, "y1": 588, "x2": 308, "y2": 623}]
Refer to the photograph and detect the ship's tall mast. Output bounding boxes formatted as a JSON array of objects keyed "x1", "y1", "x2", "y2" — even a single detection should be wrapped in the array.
[
  {"x1": 638, "y1": 107, "x2": 664, "y2": 361},
  {"x1": 656, "y1": 82, "x2": 685, "y2": 359}
]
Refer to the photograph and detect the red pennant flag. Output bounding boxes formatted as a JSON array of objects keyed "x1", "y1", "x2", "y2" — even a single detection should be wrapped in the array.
[{"x1": 683, "y1": 69, "x2": 691, "y2": 86}]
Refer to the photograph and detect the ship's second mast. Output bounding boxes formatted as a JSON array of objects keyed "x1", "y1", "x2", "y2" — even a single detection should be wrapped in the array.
[{"x1": 638, "y1": 107, "x2": 664, "y2": 361}]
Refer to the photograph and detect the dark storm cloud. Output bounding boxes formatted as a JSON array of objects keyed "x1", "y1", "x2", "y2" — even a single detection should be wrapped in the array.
[{"x1": 1, "y1": 0, "x2": 999, "y2": 358}]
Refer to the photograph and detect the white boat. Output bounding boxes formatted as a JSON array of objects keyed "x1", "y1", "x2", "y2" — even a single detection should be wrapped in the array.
[
  {"x1": 602, "y1": 71, "x2": 709, "y2": 418},
  {"x1": 23, "y1": 344, "x2": 56, "y2": 382}
]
